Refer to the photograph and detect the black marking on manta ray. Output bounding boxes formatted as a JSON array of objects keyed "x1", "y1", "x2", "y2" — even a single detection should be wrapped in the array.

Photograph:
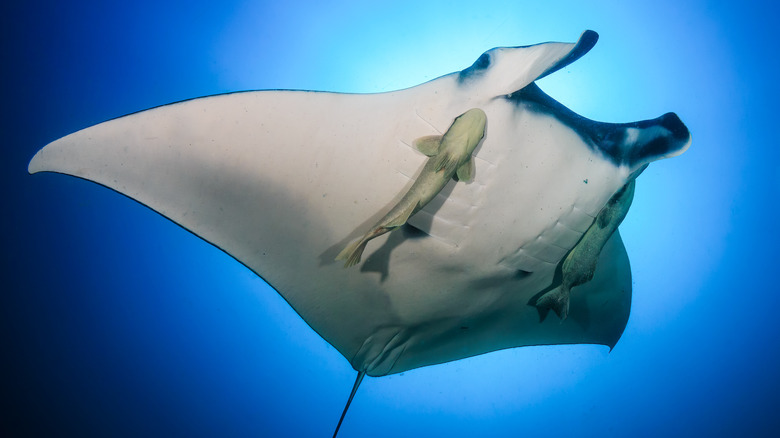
[
  {"x1": 457, "y1": 52, "x2": 492, "y2": 83},
  {"x1": 505, "y1": 83, "x2": 690, "y2": 168}
]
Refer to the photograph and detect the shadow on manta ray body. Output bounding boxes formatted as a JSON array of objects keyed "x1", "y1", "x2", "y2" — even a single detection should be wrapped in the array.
[{"x1": 28, "y1": 30, "x2": 691, "y2": 437}]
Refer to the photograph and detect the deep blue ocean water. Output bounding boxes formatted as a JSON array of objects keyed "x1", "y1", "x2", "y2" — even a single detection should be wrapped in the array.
[{"x1": 2, "y1": 1, "x2": 778, "y2": 437}]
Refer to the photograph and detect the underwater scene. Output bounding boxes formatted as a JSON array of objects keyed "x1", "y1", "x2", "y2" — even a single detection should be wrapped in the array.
[{"x1": 2, "y1": 1, "x2": 778, "y2": 437}]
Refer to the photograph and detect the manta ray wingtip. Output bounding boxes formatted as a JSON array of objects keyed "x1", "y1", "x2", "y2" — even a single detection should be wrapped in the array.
[{"x1": 27, "y1": 148, "x2": 50, "y2": 175}]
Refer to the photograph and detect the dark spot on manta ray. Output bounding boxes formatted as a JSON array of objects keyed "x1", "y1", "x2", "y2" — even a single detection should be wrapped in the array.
[
  {"x1": 474, "y1": 53, "x2": 490, "y2": 69},
  {"x1": 457, "y1": 52, "x2": 491, "y2": 83}
]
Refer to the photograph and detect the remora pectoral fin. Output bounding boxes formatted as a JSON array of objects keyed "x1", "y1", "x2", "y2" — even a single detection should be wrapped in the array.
[
  {"x1": 455, "y1": 158, "x2": 474, "y2": 181},
  {"x1": 413, "y1": 135, "x2": 442, "y2": 156}
]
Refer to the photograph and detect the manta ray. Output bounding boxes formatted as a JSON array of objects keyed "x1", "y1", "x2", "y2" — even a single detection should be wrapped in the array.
[{"x1": 28, "y1": 30, "x2": 691, "y2": 436}]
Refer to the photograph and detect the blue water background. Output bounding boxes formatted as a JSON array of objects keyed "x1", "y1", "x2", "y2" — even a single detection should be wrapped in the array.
[{"x1": 2, "y1": 0, "x2": 778, "y2": 436}]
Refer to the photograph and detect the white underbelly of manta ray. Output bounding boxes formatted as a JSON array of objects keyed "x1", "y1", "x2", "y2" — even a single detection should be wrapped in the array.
[{"x1": 28, "y1": 30, "x2": 691, "y2": 437}]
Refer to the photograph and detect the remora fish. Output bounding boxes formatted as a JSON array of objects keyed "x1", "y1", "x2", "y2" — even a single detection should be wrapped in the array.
[
  {"x1": 336, "y1": 108, "x2": 487, "y2": 267},
  {"x1": 533, "y1": 176, "x2": 638, "y2": 320}
]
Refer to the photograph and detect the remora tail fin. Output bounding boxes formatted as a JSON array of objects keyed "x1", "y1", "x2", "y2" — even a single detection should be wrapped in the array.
[{"x1": 534, "y1": 285, "x2": 571, "y2": 320}]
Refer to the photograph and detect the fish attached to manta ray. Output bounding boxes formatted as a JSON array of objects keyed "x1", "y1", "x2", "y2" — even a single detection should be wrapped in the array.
[
  {"x1": 533, "y1": 176, "x2": 638, "y2": 320},
  {"x1": 336, "y1": 108, "x2": 487, "y2": 267}
]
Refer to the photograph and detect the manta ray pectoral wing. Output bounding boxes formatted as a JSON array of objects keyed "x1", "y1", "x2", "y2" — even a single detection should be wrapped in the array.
[{"x1": 413, "y1": 135, "x2": 443, "y2": 156}]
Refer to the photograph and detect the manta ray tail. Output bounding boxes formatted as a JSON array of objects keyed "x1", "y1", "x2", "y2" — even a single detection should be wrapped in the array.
[
  {"x1": 332, "y1": 371, "x2": 366, "y2": 438},
  {"x1": 534, "y1": 286, "x2": 571, "y2": 320}
]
